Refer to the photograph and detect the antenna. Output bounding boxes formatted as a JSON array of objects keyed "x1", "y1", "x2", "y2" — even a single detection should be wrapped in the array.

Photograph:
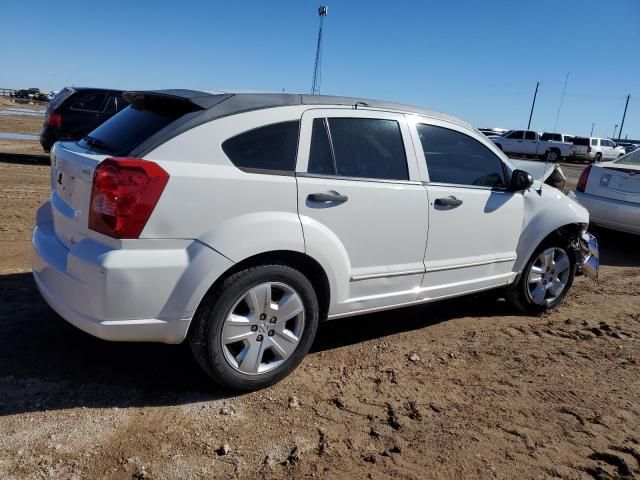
[{"x1": 311, "y1": 6, "x2": 328, "y2": 95}]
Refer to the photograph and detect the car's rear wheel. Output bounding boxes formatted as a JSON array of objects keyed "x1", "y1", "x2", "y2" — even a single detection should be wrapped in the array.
[
  {"x1": 544, "y1": 149, "x2": 559, "y2": 163},
  {"x1": 188, "y1": 264, "x2": 319, "y2": 390},
  {"x1": 507, "y1": 240, "x2": 576, "y2": 314},
  {"x1": 593, "y1": 153, "x2": 602, "y2": 163}
]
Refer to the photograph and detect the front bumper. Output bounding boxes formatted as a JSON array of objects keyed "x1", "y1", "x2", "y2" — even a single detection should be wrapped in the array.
[
  {"x1": 32, "y1": 202, "x2": 233, "y2": 344},
  {"x1": 576, "y1": 232, "x2": 599, "y2": 281}
]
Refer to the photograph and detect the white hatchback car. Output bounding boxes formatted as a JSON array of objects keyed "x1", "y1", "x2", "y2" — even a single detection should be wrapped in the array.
[{"x1": 33, "y1": 90, "x2": 599, "y2": 389}]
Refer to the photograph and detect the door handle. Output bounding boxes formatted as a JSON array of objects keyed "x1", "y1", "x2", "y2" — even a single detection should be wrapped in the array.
[
  {"x1": 434, "y1": 196, "x2": 463, "y2": 207},
  {"x1": 307, "y1": 191, "x2": 349, "y2": 204}
]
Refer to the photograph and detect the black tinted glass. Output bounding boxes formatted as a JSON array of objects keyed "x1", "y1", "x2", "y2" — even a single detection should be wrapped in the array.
[
  {"x1": 541, "y1": 133, "x2": 552, "y2": 141},
  {"x1": 417, "y1": 124, "x2": 506, "y2": 188},
  {"x1": 573, "y1": 137, "x2": 589, "y2": 146},
  {"x1": 308, "y1": 118, "x2": 335, "y2": 175},
  {"x1": 525, "y1": 131, "x2": 537, "y2": 140},
  {"x1": 79, "y1": 103, "x2": 189, "y2": 155},
  {"x1": 327, "y1": 118, "x2": 408, "y2": 180},
  {"x1": 507, "y1": 131, "x2": 523, "y2": 139},
  {"x1": 103, "y1": 96, "x2": 118, "y2": 114},
  {"x1": 223, "y1": 121, "x2": 299, "y2": 172},
  {"x1": 71, "y1": 94, "x2": 107, "y2": 112}
]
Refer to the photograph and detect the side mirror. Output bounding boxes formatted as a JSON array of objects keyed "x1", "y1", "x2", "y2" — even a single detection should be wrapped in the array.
[{"x1": 510, "y1": 169, "x2": 534, "y2": 192}]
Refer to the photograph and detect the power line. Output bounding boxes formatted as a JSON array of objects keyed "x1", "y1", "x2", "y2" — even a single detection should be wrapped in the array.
[{"x1": 553, "y1": 72, "x2": 569, "y2": 132}]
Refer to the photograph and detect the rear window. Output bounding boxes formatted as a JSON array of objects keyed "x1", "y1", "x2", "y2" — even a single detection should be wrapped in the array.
[
  {"x1": 71, "y1": 93, "x2": 107, "y2": 112},
  {"x1": 79, "y1": 102, "x2": 191, "y2": 155},
  {"x1": 48, "y1": 87, "x2": 75, "y2": 112},
  {"x1": 573, "y1": 137, "x2": 589, "y2": 146},
  {"x1": 222, "y1": 121, "x2": 300, "y2": 173}
]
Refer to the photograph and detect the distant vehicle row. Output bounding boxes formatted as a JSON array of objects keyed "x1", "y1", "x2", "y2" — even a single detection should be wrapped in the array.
[{"x1": 481, "y1": 128, "x2": 627, "y2": 163}]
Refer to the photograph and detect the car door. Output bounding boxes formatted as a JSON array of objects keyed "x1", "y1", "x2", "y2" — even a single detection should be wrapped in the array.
[
  {"x1": 603, "y1": 139, "x2": 616, "y2": 159},
  {"x1": 296, "y1": 109, "x2": 429, "y2": 316},
  {"x1": 501, "y1": 130, "x2": 524, "y2": 153},
  {"x1": 408, "y1": 117, "x2": 524, "y2": 300},
  {"x1": 523, "y1": 131, "x2": 539, "y2": 155}
]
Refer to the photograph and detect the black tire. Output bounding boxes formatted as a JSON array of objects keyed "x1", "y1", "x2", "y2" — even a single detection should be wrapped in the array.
[
  {"x1": 188, "y1": 264, "x2": 319, "y2": 390},
  {"x1": 593, "y1": 153, "x2": 602, "y2": 163},
  {"x1": 544, "y1": 149, "x2": 560, "y2": 163},
  {"x1": 507, "y1": 237, "x2": 577, "y2": 314}
]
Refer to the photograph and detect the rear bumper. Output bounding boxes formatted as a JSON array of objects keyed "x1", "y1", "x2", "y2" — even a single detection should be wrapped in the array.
[
  {"x1": 569, "y1": 191, "x2": 640, "y2": 235},
  {"x1": 32, "y1": 201, "x2": 234, "y2": 343}
]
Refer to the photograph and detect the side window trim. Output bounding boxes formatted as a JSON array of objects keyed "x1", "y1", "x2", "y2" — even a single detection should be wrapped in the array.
[{"x1": 323, "y1": 118, "x2": 338, "y2": 175}]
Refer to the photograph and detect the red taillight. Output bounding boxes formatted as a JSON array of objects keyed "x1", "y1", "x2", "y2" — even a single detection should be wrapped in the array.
[
  {"x1": 89, "y1": 157, "x2": 169, "y2": 239},
  {"x1": 48, "y1": 111, "x2": 62, "y2": 128},
  {"x1": 587, "y1": 145, "x2": 592, "y2": 153},
  {"x1": 576, "y1": 165, "x2": 592, "y2": 193}
]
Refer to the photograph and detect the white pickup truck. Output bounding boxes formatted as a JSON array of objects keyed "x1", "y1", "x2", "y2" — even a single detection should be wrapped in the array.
[{"x1": 488, "y1": 130, "x2": 573, "y2": 162}]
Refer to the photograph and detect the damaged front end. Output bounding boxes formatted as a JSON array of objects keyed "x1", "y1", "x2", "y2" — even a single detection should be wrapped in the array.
[{"x1": 575, "y1": 232, "x2": 599, "y2": 281}]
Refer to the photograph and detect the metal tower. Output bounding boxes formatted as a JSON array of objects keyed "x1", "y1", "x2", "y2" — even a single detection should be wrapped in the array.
[{"x1": 311, "y1": 6, "x2": 328, "y2": 95}]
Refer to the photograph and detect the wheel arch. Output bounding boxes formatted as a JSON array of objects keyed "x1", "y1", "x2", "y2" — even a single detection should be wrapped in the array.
[
  {"x1": 189, "y1": 250, "x2": 332, "y2": 334},
  {"x1": 514, "y1": 221, "x2": 586, "y2": 273}
]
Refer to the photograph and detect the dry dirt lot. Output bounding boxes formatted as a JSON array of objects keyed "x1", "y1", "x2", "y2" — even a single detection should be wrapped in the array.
[{"x1": 0, "y1": 136, "x2": 639, "y2": 479}]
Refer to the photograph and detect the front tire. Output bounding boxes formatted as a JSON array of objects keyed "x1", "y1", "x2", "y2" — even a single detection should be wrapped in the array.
[
  {"x1": 507, "y1": 240, "x2": 576, "y2": 314},
  {"x1": 188, "y1": 265, "x2": 319, "y2": 390}
]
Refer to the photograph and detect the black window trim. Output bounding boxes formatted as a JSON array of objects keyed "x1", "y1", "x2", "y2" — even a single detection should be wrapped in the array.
[
  {"x1": 305, "y1": 116, "x2": 411, "y2": 182},
  {"x1": 222, "y1": 120, "x2": 301, "y2": 176},
  {"x1": 416, "y1": 122, "x2": 511, "y2": 191}
]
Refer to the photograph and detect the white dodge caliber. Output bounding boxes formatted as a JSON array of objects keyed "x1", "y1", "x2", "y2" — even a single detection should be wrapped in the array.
[{"x1": 33, "y1": 90, "x2": 599, "y2": 389}]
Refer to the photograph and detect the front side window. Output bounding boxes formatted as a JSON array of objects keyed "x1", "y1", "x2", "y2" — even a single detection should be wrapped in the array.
[
  {"x1": 507, "y1": 130, "x2": 524, "y2": 139},
  {"x1": 417, "y1": 124, "x2": 506, "y2": 188},
  {"x1": 222, "y1": 121, "x2": 300, "y2": 173},
  {"x1": 308, "y1": 117, "x2": 409, "y2": 180},
  {"x1": 525, "y1": 131, "x2": 537, "y2": 140},
  {"x1": 71, "y1": 93, "x2": 107, "y2": 112}
]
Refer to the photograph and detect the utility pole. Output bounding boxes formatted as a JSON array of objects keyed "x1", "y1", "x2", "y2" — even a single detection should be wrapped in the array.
[
  {"x1": 618, "y1": 94, "x2": 630, "y2": 140},
  {"x1": 311, "y1": 6, "x2": 328, "y2": 95},
  {"x1": 590, "y1": 122, "x2": 595, "y2": 136},
  {"x1": 553, "y1": 72, "x2": 569, "y2": 133},
  {"x1": 527, "y1": 81, "x2": 539, "y2": 130},
  {"x1": 613, "y1": 124, "x2": 618, "y2": 140}
]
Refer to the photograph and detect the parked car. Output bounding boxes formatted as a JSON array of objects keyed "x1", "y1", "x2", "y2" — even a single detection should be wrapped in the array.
[
  {"x1": 39, "y1": 87, "x2": 127, "y2": 152},
  {"x1": 624, "y1": 143, "x2": 640, "y2": 155},
  {"x1": 11, "y1": 88, "x2": 40, "y2": 99},
  {"x1": 488, "y1": 130, "x2": 573, "y2": 162},
  {"x1": 571, "y1": 137, "x2": 626, "y2": 163},
  {"x1": 478, "y1": 127, "x2": 508, "y2": 137},
  {"x1": 32, "y1": 90, "x2": 599, "y2": 390},
  {"x1": 569, "y1": 150, "x2": 640, "y2": 234}
]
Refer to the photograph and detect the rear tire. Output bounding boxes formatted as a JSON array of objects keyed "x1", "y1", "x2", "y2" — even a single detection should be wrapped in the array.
[
  {"x1": 188, "y1": 264, "x2": 319, "y2": 390},
  {"x1": 507, "y1": 237, "x2": 576, "y2": 314},
  {"x1": 544, "y1": 149, "x2": 560, "y2": 163},
  {"x1": 593, "y1": 153, "x2": 602, "y2": 163}
]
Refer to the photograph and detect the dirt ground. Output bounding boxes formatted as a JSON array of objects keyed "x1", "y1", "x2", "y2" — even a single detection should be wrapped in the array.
[{"x1": 0, "y1": 135, "x2": 639, "y2": 480}]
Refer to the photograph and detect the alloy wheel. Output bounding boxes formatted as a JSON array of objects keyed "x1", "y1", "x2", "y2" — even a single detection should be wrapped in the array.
[
  {"x1": 526, "y1": 247, "x2": 571, "y2": 306},
  {"x1": 221, "y1": 282, "x2": 305, "y2": 375}
]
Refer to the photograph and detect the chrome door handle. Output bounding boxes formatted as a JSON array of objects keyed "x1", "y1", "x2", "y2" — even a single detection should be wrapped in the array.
[
  {"x1": 434, "y1": 196, "x2": 463, "y2": 207},
  {"x1": 307, "y1": 191, "x2": 349, "y2": 204}
]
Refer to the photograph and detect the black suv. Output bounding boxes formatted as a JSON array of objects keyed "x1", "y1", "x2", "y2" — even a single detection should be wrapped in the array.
[{"x1": 40, "y1": 87, "x2": 127, "y2": 152}]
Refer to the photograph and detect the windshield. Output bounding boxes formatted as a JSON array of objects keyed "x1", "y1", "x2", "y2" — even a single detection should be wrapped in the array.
[{"x1": 615, "y1": 150, "x2": 640, "y2": 166}]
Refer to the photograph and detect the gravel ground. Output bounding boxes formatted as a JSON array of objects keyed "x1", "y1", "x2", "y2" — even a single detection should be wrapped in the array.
[{"x1": 0, "y1": 134, "x2": 639, "y2": 480}]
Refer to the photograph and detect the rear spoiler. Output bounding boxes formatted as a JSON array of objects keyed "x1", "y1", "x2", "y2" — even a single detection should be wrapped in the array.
[{"x1": 123, "y1": 89, "x2": 233, "y2": 110}]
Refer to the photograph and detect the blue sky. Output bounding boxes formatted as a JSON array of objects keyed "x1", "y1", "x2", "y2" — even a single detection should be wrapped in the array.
[{"x1": 1, "y1": 0, "x2": 638, "y2": 139}]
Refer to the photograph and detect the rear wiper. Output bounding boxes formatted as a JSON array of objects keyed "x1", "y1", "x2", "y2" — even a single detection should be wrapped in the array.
[{"x1": 82, "y1": 135, "x2": 114, "y2": 153}]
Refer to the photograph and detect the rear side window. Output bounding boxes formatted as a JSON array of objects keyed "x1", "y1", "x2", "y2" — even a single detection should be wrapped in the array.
[
  {"x1": 222, "y1": 121, "x2": 300, "y2": 173},
  {"x1": 591, "y1": 139, "x2": 598, "y2": 146},
  {"x1": 308, "y1": 118, "x2": 335, "y2": 175},
  {"x1": 525, "y1": 131, "x2": 537, "y2": 140},
  {"x1": 417, "y1": 124, "x2": 506, "y2": 188},
  {"x1": 573, "y1": 137, "x2": 589, "y2": 146},
  {"x1": 507, "y1": 130, "x2": 523, "y2": 139},
  {"x1": 323, "y1": 118, "x2": 408, "y2": 180},
  {"x1": 104, "y1": 96, "x2": 129, "y2": 114},
  {"x1": 79, "y1": 102, "x2": 191, "y2": 155},
  {"x1": 71, "y1": 94, "x2": 107, "y2": 112}
]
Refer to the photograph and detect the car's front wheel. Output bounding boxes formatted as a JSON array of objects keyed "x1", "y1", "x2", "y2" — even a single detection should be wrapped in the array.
[
  {"x1": 507, "y1": 241, "x2": 576, "y2": 314},
  {"x1": 188, "y1": 264, "x2": 319, "y2": 390}
]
